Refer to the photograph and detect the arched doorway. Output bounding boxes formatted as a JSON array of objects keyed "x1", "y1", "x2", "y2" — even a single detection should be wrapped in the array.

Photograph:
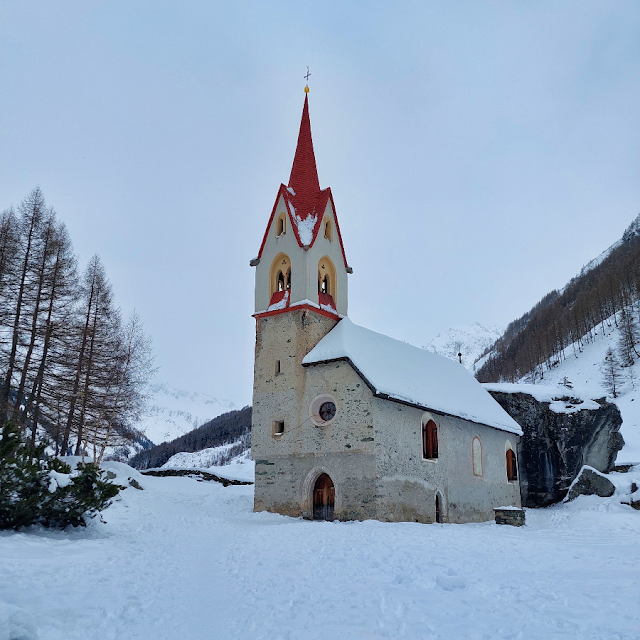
[{"x1": 313, "y1": 473, "x2": 335, "y2": 521}]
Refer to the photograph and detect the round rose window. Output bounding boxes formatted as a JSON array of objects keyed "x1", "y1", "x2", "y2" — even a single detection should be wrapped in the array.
[
  {"x1": 309, "y1": 394, "x2": 338, "y2": 426},
  {"x1": 319, "y1": 401, "x2": 336, "y2": 422}
]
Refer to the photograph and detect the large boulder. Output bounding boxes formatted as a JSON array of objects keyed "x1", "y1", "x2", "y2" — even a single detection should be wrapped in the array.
[
  {"x1": 565, "y1": 466, "x2": 615, "y2": 502},
  {"x1": 488, "y1": 390, "x2": 623, "y2": 507}
]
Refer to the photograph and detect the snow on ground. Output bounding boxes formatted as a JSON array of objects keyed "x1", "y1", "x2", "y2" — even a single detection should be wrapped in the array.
[
  {"x1": 1, "y1": 463, "x2": 639, "y2": 640},
  {"x1": 136, "y1": 382, "x2": 237, "y2": 445},
  {"x1": 424, "y1": 322, "x2": 502, "y2": 371},
  {"x1": 161, "y1": 442, "x2": 243, "y2": 470},
  {"x1": 160, "y1": 444, "x2": 255, "y2": 483}
]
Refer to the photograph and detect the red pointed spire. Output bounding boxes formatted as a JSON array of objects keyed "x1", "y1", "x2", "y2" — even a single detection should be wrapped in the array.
[{"x1": 288, "y1": 94, "x2": 320, "y2": 197}]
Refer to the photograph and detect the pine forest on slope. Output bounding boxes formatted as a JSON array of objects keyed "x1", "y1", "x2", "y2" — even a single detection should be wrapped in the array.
[{"x1": 476, "y1": 214, "x2": 640, "y2": 384}]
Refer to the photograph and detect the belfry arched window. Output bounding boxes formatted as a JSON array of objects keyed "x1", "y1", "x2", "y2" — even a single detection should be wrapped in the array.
[
  {"x1": 317, "y1": 256, "x2": 337, "y2": 302},
  {"x1": 275, "y1": 213, "x2": 286, "y2": 237},
  {"x1": 270, "y1": 253, "x2": 291, "y2": 297},
  {"x1": 422, "y1": 419, "x2": 438, "y2": 459}
]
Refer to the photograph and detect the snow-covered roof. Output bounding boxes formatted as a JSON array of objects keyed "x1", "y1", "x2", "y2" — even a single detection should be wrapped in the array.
[{"x1": 302, "y1": 319, "x2": 523, "y2": 435}]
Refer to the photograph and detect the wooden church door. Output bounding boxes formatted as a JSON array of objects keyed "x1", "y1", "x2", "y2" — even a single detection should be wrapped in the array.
[{"x1": 313, "y1": 473, "x2": 335, "y2": 521}]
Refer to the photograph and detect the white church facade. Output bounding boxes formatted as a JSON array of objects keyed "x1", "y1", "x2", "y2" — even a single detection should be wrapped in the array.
[{"x1": 250, "y1": 90, "x2": 522, "y2": 523}]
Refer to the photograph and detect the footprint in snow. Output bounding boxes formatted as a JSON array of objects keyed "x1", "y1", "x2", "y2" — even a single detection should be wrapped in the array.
[{"x1": 435, "y1": 569, "x2": 466, "y2": 591}]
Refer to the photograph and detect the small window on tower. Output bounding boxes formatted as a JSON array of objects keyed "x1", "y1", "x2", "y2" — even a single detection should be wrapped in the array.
[
  {"x1": 273, "y1": 420, "x2": 285, "y2": 436},
  {"x1": 275, "y1": 360, "x2": 281, "y2": 375},
  {"x1": 324, "y1": 218, "x2": 333, "y2": 242},
  {"x1": 277, "y1": 271, "x2": 286, "y2": 291},
  {"x1": 276, "y1": 214, "x2": 286, "y2": 237}
]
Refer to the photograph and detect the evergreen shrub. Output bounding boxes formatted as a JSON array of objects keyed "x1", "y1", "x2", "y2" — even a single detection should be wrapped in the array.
[{"x1": 0, "y1": 422, "x2": 121, "y2": 530}]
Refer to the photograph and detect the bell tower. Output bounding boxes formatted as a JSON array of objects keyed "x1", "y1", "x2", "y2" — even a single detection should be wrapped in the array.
[
  {"x1": 250, "y1": 90, "x2": 351, "y2": 317},
  {"x1": 250, "y1": 89, "x2": 352, "y2": 516}
]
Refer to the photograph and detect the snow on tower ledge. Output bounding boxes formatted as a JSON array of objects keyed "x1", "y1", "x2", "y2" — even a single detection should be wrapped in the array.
[{"x1": 302, "y1": 318, "x2": 523, "y2": 435}]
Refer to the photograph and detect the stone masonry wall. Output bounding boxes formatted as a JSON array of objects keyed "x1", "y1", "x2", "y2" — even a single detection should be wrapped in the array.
[
  {"x1": 373, "y1": 400, "x2": 522, "y2": 524},
  {"x1": 253, "y1": 309, "x2": 376, "y2": 518}
]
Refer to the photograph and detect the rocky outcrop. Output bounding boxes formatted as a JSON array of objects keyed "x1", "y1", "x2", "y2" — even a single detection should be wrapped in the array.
[
  {"x1": 565, "y1": 466, "x2": 615, "y2": 502},
  {"x1": 488, "y1": 391, "x2": 624, "y2": 507}
]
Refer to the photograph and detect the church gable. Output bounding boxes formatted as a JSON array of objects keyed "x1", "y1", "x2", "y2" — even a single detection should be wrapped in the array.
[{"x1": 256, "y1": 185, "x2": 348, "y2": 267}]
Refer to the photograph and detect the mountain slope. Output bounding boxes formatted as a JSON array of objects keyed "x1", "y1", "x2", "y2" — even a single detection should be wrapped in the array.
[
  {"x1": 137, "y1": 383, "x2": 237, "y2": 445},
  {"x1": 501, "y1": 311, "x2": 640, "y2": 463},
  {"x1": 129, "y1": 406, "x2": 251, "y2": 469},
  {"x1": 477, "y1": 212, "x2": 640, "y2": 384}
]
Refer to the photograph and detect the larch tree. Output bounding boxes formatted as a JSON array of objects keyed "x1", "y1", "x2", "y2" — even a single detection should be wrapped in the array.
[
  {"x1": 601, "y1": 347, "x2": 623, "y2": 399},
  {"x1": 1, "y1": 188, "x2": 154, "y2": 460},
  {"x1": 60, "y1": 254, "x2": 115, "y2": 455},
  {"x1": 24, "y1": 221, "x2": 79, "y2": 446},
  {"x1": 617, "y1": 304, "x2": 640, "y2": 367},
  {"x1": 1, "y1": 188, "x2": 49, "y2": 418}
]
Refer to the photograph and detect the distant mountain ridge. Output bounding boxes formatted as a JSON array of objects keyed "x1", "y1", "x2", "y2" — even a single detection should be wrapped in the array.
[
  {"x1": 129, "y1": 406, "x2": 251, "y2": 470},
  {"x1": 137, "y1": 383, "x2": 237, "y2": 446},
  {"x1": 476, "y1": 212, "x2": 640, "y2": 384}
]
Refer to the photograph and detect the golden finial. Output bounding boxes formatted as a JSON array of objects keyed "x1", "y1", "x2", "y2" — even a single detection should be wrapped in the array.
[{"x1": 304, "y1": 66, "x2": 311, "y2": 93}]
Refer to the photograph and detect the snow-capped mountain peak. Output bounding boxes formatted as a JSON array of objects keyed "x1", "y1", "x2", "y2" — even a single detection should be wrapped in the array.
[{"x1": 424, "y1": 322, "x2": 502, "y2": 371}]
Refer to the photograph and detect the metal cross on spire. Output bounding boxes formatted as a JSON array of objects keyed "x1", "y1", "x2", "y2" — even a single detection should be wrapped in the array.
[{"x1": 304, "y1": 66, "x2": 311, "y2": 82}]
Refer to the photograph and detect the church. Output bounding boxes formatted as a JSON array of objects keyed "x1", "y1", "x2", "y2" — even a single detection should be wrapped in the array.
[{"x1": 250, "y1": 89, "x2": 523, "y2": 524}]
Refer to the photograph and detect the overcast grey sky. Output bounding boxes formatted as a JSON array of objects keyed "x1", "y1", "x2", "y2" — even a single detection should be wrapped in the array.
[{"x1": 1, "y1": 1, "x2": 639, "y2": 408}]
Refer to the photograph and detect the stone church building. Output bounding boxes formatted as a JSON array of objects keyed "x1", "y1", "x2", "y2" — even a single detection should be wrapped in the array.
[{"x1": 250, "y1": 90, "x2": 523, "y2": 524}]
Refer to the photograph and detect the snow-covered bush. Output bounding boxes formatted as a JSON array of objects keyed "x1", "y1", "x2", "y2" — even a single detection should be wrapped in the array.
[{"x1": 0, "y1": 422, "x2": 121, "y2": 530}]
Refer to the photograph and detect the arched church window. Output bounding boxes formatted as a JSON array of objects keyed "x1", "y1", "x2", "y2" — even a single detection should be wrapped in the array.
[
  {"x1": 506, "y1": 449, "x2": 517, "y2": 482},
  {"x1": 422, "y1": 419, "x2": 438, "y2": 459},
  {"x1": 472, "y1": 437, "x2": 483, "y2": 477},
  {"x1": 277, "y1": 271, "x2": 285, "y2": 291},
  {"x1": 319, "y1": 274, "x2": 329, "y2": 295},
  {"x1": 276, "y1": 214, "x2": 286, "y2": 237}
]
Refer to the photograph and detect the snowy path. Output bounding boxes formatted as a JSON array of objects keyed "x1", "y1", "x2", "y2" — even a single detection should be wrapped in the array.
[{"x1": 1, "y1": 472, "x2": 639, "y2": 640}]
